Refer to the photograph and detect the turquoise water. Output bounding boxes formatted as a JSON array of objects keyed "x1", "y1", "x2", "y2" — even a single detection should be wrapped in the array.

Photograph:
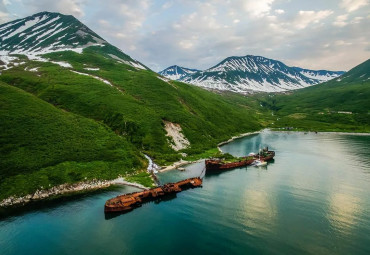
[{"x1": 1, "y1": 131, "x2": 370, "y2": 255}]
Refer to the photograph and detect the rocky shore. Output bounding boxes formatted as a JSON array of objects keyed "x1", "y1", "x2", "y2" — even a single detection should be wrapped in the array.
[
  {"x1": 158, "y1": 159, "x2": 191, "y2": 172},
  {"x1": 0, "y1": 178, "x2": 147, "y2": 208},
  {"x1": 217, "y1": 130, "x2": 261, "y2": 150}
]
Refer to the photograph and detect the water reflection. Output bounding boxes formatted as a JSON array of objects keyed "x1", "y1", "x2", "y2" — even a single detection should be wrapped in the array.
[
  {"x1": 1, "y1": 131, "x2": 370, "y2": 255},
  {"x1": 238, "y1": 189, "x2": 277, "y2": 235},
  {"x1": 328, "y1": 193, "x2": 361, "y2": 233}
]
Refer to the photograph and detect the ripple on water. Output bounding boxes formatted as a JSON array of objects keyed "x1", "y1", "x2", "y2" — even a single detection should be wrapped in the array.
[{"x1": 1, "y1": 131, "x2": 370, "y2": 255}]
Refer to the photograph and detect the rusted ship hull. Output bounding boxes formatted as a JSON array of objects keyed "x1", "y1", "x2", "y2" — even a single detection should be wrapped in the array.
[
  {"x1": 205, "y1": 159, "x2": 255, "y2": 171},
  {"x1": 206, "y1": 151, "x2": 275, "y2": 171},
  {"x1": 104, "y1": 177, "x2": 202, "y2": 213},
  {"x1": 254, "y1": 151, "x2": 275, "y2": 161}
]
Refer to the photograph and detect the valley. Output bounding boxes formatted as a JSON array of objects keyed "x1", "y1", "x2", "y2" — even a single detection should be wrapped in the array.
[
  {"x1": 159, "y1": 55, "x2": 345, "y2": 93},
  {"x1": 0, "y1": 11, "x2": 368, "y2": 209},
  {"x1": 0, "y1": 12, "x2": 263, "y2": 203},
  {"x1": 0, "y1": 2, "x2": 369, "y2": 254}
]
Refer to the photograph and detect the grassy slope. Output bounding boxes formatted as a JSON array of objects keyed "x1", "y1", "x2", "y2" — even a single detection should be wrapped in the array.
[
  {"x1": 0, "y1": 83, "x2": 151, "y2": 200},
  {"x1": 258, "y1": 60, "x2": 370, "y2": 132},
  {"x1": 1, "y1": 48, "x2": 264, "y2": 162},
  {"x1": 0, "y1": 48, "x2": 266, "y2": 200}
]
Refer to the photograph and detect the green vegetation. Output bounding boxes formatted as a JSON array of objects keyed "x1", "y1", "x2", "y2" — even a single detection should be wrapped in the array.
[
  {"x1": 1, "y1": 48, "x2": 264, "y2": 161},
  {"x1": 258, "y1": 59, "x2": 370, "y2": 132},
  {"x1": 0, "y1": 82, "x2": 149, "y2": 200},
  {"x1": 125, "y1": 172, "x2": 155, "y2": 188},
  {"x1": 0, "y1": 49, "x2": 265, "y2": 201},
  {"x1": 1, "y1": 46, "x2": 368, "y2": 202}
]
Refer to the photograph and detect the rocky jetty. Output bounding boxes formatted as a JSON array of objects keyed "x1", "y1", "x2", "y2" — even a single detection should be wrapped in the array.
[{"x1": 0, "y1": 178, "x2": 146, "y2": 208}]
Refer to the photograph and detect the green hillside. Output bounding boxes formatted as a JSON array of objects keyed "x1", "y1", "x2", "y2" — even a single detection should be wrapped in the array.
[
  {"x1": 259, "y1": 59, "x2": 370, "y2": 132},
  {"x1": 0, "y1": 49, "x2": 265, "y2": 200},
  {"x1": 1, "y1": 11, "x2": 367, "y2": 203},
  {"x1": 0, "y1": 83, "x2": 147, "y2": 200}
]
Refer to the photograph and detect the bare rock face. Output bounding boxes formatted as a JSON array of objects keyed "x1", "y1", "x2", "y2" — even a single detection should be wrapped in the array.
[{"x1": 164, "y1": 121, "x2": 190, "y2": 151}]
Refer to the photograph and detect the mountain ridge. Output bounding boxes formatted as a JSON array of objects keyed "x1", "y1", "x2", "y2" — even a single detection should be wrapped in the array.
[
  {"x1": 158, "y1": 65, "x2": 200, "y2": 80},
  {"x1": 0, "y1": 11, "x2": 147, "y2": 70},
  {"x1": 0, "y1": 11, "x2": 264, "y2": 201},
  {"x1": 159, "y1": 55, "x2": 345, "y2": 93},
  {"x1": 259, "y1": 58, "x2": 370, "y2": 131}
]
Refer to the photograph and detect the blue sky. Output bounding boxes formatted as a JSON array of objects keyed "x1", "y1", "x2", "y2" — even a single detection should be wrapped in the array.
[{"x1": 1, "y1": 0, "x2": 369, "y2": 71}]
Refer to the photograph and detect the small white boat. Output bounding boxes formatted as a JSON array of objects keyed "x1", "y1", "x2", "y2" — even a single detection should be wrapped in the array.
[{"x1": 253, "y1": 160, "x2": 267, "y2": 167}]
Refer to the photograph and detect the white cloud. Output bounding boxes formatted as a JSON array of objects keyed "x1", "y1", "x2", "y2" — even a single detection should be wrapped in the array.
[
  {"x1": 335, "y1": 40, "x2": 353, "y2": 46},
  {"x1": 179, "y1": 40, "x2": 193, "y2": 49},
  {"x1": 243, "y1": 0, "x2": 275, "y2": 18},
  {"x1": 0, "y1": 11, "x2": 10, "y2": 23},
  {"x1": 275, "y1": 9, "x2": 285, "y2": 14},
  {"x1": 0, "y1": 0, "x2": 369, "y2": 71},
  {"x1": 18, "y1": 0, "x2": 86, "y2": 17},
  {"x1": 333, "y1": 14, "x2": 348, "y2": 27},
  {"x1": 350, "y1": 16, "x2": 364, "y2": 24},
  {"x1": 294, "y1": 10, "x2": 333, "y2": 29},
  {"x1": 340, "y1": 0, "x2": 369, "y2": 12},
  {"x1": 0, "y1": 0, "x2": 11, "y2": 23},
  {"x1": 162, "y1": 1, "x2": 173, "y2": 9}
]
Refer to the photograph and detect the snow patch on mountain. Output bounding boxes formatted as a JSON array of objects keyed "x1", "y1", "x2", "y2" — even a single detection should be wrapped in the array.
[
  {"x1": 159, "y1": 65, "x2": 200, "y2": 80},
  {"x1": 292, "y1": 67, "x2": 344, "y2": 83},
  {"x1": 71, "y1": 70, "x2": 112, "y2": 86},
  {"x1": 0, "y1": 11, "x2": 148, "y2": 71},
  {"x1": 161, "y1": 56, "x2": 345, "y2": 93},
  {"x1": 84, "y1": 67, "x2": 100, "y2": 71},
  {"x1": 108, "y1": 54, "x2": 146, "y2": 69},
  {"x1": 2, "y1": 17, "x2": 43, "y2": 40}
]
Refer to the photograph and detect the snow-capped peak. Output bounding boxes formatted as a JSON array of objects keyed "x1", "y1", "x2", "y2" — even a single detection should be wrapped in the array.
[
  {"x1": 0, "y1": 12, "x2": 106, "y2": 55},
  {"x1": 158, "y1": 65, "x2": 200, "y2": 80},
  {"x1": 160, "y1": 55, "x2": 345, "y2": 93},
  {"x1": 0, "y1": 12, "x2": 147, "y2": 70}
]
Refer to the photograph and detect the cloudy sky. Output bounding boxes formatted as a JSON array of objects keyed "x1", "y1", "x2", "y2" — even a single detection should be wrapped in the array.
[{"x1": 1, "y1": 0, "x2": 369, "y2": 71}]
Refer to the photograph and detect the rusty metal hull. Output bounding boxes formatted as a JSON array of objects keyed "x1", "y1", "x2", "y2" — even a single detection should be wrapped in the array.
[
  {"x1": 104, "y1": 177, "x2": 202, "y2": 213},
  {"x1": 206, "y1": 151, "x2": 275, "y2": 171},
  {"x1": 254, "y1": 151, "x2": 275, "y2": 161},
  {"x1": 205, "y1": 159, "x2": 255, "y2": 171}
]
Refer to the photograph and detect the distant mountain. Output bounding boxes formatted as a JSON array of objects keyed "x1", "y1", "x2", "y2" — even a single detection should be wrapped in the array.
[
  {"x1": 333, "y1": 59, "x2": 370, "y2": 84},
  {"x1": 0, "y1": 12, "x2": 264, "y2": 202},
  {"x1": 158, "y1": 65, "x2": 200, "y2": 80},
  {"x1": 263, "y1": 58, "x2": 370, "y2": 128},
  {"x1": 0, "y1": 11, "x2": 147, "y2": 69},
  {"x1": 160, "y1": 55, "x2": 344, "y2": 93},
  {"x1": 292, "y1": 67, "x2": 345, "y2": 83}
]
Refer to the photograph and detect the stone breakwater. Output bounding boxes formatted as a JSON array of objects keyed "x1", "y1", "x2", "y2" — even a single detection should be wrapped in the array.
[
  {"x1": 217, "y1": 131, "x2": 261, "y2": 150},
  {"x1": 0, "y1": 178, "x2": 147, "y2": 208}
]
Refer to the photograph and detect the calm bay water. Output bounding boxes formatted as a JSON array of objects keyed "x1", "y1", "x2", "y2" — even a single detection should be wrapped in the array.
[{"x1": 1, "y1": 131, "x2": 370, "y2": 255}]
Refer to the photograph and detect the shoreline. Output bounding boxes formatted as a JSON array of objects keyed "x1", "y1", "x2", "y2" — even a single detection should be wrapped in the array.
[
  {"x1": 0, "y1": 177, "x2": 147, "y2": 208},
  {"x1": 3, "y1": 128, "x2": 367, "y2": 208},
  {"x1": 274, "y1": 130, "x2": 370, "y2": 136},
  {"x1": 217, "y1": 130, "x2": 261, "y2": 149},
  {"x1": 159, "y1": 130, "x2": 263, "y2": 173},
  {"x1": 157, "y1": 128, "x2": 369, "y2": 173},
  {"x1": 158, "y1": 159, "x2": 192, "y2": 172}
]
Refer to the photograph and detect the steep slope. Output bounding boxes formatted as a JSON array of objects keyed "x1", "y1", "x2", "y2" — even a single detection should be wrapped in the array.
[
  {"x1": 0, "y1": 11, "x2": 146, "y2": 70},
  {"x1": 158, "y1": 65, "x2": 200, "y2": 80},
  {"x1": 162, "y1": 55, "x2": 344, "y2": 93},
  {"x1": 260, "y1": 59, "x2": 370, "y2": 131},
  {"x1": 0, "y1": 82, "x2": 145, "y2": 200},
  {"x1": 292, "y1": 67, "x2": 345, "y2": 83},
  {"x1": 0, "y1": 12, "x2": 265, "y2": 201}
]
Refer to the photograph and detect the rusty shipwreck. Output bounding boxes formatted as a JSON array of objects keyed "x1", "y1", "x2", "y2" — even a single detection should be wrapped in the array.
[
  {"x1": 105, "y1": 177, "x2": 202, "y2": 213},
  {"x1": 205, "y1": 149, "x2": 275, "y2": 171}
]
